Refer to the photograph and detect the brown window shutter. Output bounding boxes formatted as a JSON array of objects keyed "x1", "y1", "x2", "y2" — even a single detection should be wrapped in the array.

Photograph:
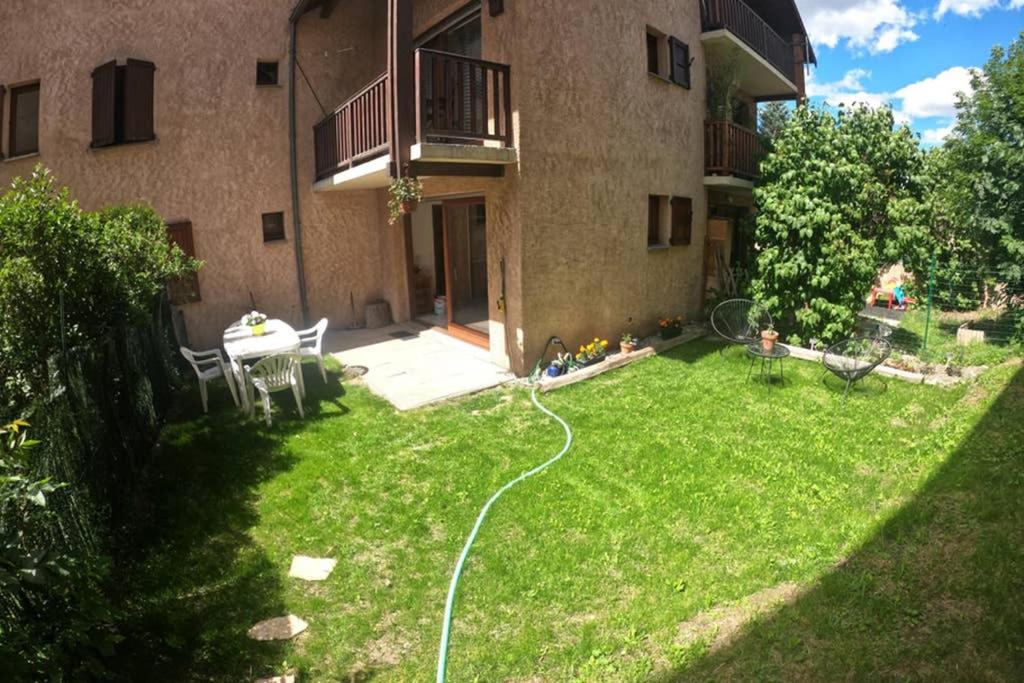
[
  {"x1": 670, "y1": 196, "x2": 693, "y2": 245},
  {"x1": 123, "y1": 59, "x2": 155, "y2": 142},
  {"x1": 91, "y1": 60, "x2": 117, "y2": 147},
  {"x1": 166, "y1": 221, "x2": 200, "y2": 304},
  {"x1": 669, "y1": 37, "x2": 691, "y2": 89},
  {"x1": 0, "y1": 85, "x2": 5, "y2": 159}
]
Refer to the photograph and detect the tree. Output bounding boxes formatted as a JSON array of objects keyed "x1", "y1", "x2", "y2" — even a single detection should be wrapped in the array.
[
  {"x1": 943, "y1": 33, "x2": 1024, "y2": 288},
  {"x1": 750, "y1": 105, "x2": 932, "y2": 345},
  {"x1": 758, "y1": 101, "x2": 791, "y2": 149}
]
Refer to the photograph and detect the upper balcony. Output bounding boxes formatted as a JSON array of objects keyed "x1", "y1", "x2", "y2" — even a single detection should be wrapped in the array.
[
  {"x1": 701, "y1": 0, "x2": 808, "y2": 100},
  {"x1": 704, "y1": 120, "x2": 765, "y2": 191},
  {"x1": 312, "y1": 48, "x2": 515, "y2": 191}
]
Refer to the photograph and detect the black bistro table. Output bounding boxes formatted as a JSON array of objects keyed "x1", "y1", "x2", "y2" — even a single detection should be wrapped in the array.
[{"x1": 746, "y1": 342, "x2": 790, "y2": 388}]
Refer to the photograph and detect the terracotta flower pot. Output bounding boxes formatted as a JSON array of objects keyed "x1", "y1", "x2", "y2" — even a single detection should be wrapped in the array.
[
  {"x1": 761, "y1": 329, "x2": 779, "y2": 351},
  {"x1": 620, "y1": 342, "x2": 636, "y2": 355},
  {"x1": 399, "y1": 199, "x2": 418, "y2": 215}
]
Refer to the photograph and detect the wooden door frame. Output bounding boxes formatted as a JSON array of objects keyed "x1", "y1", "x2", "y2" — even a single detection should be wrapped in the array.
[{"x1": 442, "y1": 196, "x2": 489, "y2": 348}]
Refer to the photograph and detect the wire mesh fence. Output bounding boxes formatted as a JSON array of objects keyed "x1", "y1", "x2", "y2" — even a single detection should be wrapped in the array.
[{"x1": 861, "y1": 257, "x2": 1023, "y2": 367}]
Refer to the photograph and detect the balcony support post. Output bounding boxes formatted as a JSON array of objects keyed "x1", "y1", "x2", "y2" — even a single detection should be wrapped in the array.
[
  {"x1": 792, "y1": 33, "x2": 807, "y2": 105},
  {"x1": 387, "y1": 0, "x2": 414, "y2": 177}
]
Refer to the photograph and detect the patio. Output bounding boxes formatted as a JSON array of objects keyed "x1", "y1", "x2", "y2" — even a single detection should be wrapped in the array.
[{"x1": 325, "y1": 322, "x2": 514, "y2": 411}]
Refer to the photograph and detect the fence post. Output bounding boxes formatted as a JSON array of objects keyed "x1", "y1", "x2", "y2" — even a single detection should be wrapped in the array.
[{"x1": 922, "y1": 253, "x2": 936, "y2": 354}]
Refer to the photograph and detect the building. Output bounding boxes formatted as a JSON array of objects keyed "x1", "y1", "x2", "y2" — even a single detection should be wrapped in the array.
[{"x1": 0, "y1": 0, "x2": 814, "y2": 376}]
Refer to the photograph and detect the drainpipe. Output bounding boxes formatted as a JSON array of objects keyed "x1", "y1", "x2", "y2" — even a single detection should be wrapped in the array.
[{"x1": 289, "y1": 18, "x2": 311, "y2": 327}]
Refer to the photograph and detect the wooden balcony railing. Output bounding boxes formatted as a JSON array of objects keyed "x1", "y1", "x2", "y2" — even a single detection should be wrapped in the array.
[
  {"x1": 705, "y1": 120, "x2": 764, "y2": 180},
  {"x1": 701, "y1": 0, "x2": 795, "y2": 82},
  {"x1": 415, "y1": 48, "x2": 512, "y2": 147},
  {"x1": 313, "y1": 73, "x2": 390, "y2": 181}
]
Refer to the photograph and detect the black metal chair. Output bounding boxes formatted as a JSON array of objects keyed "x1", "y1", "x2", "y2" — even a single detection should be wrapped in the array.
[
  {"x1": 822, "y1": 336, "x2": 892, "y2": 404},
  {"x1": 710, "y1": 299, "x2": 773, "y2": 353}
]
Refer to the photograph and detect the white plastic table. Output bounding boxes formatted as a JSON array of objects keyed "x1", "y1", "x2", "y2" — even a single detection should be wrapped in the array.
[{"x1": 223, "y1": 319, "x2": 304, "y2": 411}]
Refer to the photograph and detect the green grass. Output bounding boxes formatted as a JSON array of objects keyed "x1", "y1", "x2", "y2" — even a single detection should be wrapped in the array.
[
  {"x1": 890, "y1": 307, "x2": 1022, "y2": 368},
  {"x1": 113, "y1": 341, "x2": 1024, "y2": 681}
]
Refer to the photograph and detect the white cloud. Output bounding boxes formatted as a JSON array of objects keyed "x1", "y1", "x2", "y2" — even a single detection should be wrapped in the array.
[
  {"x1": 893, "y1": 66, "x2": 974, "y2": 118},
  {"x1": 795, "y1": 0, "x2": 920, "y2": 54},
  {"x1": 807, "y1": 66, "x2": 975, "y2": 125},
  {"x1": 920, "y1": 123, "x2": 955, "y2": 144},
  {"x1": 934, "y1": 0, "x2": 1022, "y2": 18}
]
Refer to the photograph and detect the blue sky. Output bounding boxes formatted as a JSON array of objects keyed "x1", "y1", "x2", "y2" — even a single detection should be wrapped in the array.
[{"x1": 794, "y1": 0, "x2": 1024, "y2": 144}]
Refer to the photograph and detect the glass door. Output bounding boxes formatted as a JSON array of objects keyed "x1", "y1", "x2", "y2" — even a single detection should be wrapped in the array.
[{"x1": 443, "y1": 198, "x2": 489, "y2": 343}]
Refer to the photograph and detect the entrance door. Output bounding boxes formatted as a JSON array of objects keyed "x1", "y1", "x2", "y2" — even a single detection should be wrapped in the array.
[{"x1": 442, "y1": 198, "x2": 489, "y2": 345}]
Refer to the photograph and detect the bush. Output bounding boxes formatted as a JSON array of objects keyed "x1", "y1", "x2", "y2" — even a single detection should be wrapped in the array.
[{"x1": 0, "y1": 166, "x2": 197, "y2": 408}]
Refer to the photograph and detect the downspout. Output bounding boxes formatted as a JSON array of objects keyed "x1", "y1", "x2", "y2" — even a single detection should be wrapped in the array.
[{"x1": 289, "y1": 18, "x2": 311, "y2": 327}]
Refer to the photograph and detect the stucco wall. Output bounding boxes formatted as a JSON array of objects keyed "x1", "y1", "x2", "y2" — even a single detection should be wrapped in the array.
[{"x1": 499, "y1": 0, "x2": 710, "y2": 368}]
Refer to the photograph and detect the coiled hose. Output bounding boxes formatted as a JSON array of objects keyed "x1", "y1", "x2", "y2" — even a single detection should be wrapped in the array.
[{"x1": 436, "y1": 384, "x2": 574, "y2": 682}]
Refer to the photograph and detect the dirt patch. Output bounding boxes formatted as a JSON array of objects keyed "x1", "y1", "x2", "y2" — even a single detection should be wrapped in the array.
[{"x1": 675, "y1": 582, "x2": 802, "y2": 653}]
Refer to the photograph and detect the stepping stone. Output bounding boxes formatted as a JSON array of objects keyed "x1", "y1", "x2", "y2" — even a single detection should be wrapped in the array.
[
  {"x1": 288, "y1": 555, "x2": 337, "y2": 581},
  {"x1": 247, "y1": 615, "x2": 308, "y2": 641},
  {"x1": 255, "y1": 676, "x2": 295, "y2": 683}
]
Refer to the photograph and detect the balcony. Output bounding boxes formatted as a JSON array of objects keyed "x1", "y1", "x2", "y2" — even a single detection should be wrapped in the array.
[
  {"x1": 313, "y1": 48, "x2": 515, "y2": 191},
  {"x1": 704, "y1": 120, "x2": 764, "y2": 190},
  {"x1": 701, "y1": 0, "x2": 800, "y2": 99}
]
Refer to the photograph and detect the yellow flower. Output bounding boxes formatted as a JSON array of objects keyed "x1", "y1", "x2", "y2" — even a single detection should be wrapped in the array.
[
  {"x1": 579, "y1": 345, "x2": 585, "y2": 353},
  {"x1": 600, "y1": 340, "x2": 608, "y2": 347}
]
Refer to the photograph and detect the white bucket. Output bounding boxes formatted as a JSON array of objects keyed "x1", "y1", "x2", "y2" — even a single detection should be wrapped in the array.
[{"x1": 434, "y1": 296, "x2": 446, "y2": 317}]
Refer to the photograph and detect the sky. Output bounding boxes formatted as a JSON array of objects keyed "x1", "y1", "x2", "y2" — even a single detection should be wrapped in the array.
[{"x1": 793, "y1": 0, "x2": 1023, "y2": 145}]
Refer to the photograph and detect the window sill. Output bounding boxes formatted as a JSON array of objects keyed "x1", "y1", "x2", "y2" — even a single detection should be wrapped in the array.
[
  {"x1": 263, "y1": 238, "x2": 288, "y2": 245},
  {"x1": 256, "y1": 83, "x2": 282, "y2": 89},
  {"x1": 3, "y1": 151, "x2": 40, "y2": 163},
  {"x1": 647, "y1": 243, "x2": 671, "y2": 252},
  {"x1": 670, "y1": 240, "x2": 692, "y2": 247},
  {"x1": 647, "y1": 72, "x2": 689, "y2": 90},
  {"x1": 88, "y1": 137, "x2": 158, "y2": 153}
]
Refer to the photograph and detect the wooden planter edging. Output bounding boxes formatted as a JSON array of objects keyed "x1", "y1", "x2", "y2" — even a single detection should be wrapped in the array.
[{"x1": 538, "y1": 325, "x2": 707, "y2": 393}]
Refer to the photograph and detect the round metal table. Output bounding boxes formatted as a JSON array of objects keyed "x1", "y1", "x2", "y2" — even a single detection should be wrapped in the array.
[{"x1": 746, "y1": 342, "x2": 789, "y2": 388}]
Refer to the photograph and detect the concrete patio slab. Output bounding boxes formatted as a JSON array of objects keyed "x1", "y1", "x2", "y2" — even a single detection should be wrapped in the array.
[
  {"x1": 288, "y1": 555, "x2": 337, "y2": 581},
  {"x1": 325, "y1": 323, "x2": 514, "y2": 411}
]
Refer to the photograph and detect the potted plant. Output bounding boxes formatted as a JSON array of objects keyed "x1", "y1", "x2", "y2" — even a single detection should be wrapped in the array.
[
  {"x1": 242, "y1": 310, "x2": 268, "y2": 336},
  {"x1": 620, "y1": 332, "x2": 638, "y2": 355},
  {"x1": 658, "y1": 315, "x2": 684, "y2": 340},
  {"x1": 576, "y1": 338, "x2": 609, "y2": 367},
  {"x1": 761, "y1": 322, "x2": 779, "y2": 352},
  {"x1": 387, "y1": 176, "x2": 423, "y2": 224}
]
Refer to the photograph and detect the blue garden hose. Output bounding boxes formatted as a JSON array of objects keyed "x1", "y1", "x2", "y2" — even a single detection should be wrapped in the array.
[{"x1": 436, "y1": 384, "x2": 574, "y2": 682}]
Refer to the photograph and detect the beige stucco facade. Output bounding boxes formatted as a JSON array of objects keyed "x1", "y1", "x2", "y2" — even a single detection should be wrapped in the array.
[{"x1": 0, "y1": 0, "x2": 810, "y2": 376}]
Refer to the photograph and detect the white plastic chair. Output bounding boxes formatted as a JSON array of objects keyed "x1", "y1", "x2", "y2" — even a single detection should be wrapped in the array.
[
  {"x1": 245, "y1": 354, "x2": 304, "y2": 427},
  {"x1": 180, "y1": 347, "x2": 240, "y2": 413},
  {"x1": 296, "y1": 318, "x2": 329, "y2": 383}
]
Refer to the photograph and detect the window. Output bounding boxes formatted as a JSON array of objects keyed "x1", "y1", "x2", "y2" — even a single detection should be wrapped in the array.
[
  {"x1": 646, "y1": 28, "x2": 667, "y2": 78},
  {"x1": 669, "y1": 37, "x2": 691, "y2": 89},
  {"x1": 648, "y1": 195, "x2": 667, "y2": 247},
  {"x1": 166, "y1": 221, "x2": 200, "y2": 304},
  {"x1": 670, "y1": 196, "x2": 693, "y2": 245},
  {"x1": 9, "y1": 82, "x2": 40, "y2": 158},
  {"x1": 91, "y1": 59, "x2": 155, "y2": 148},
  {"x1": 256, "y1": 61, "x2": 279, "y2": 86},
  {"x1": 261, "y1": 211, "x2": 285, "y2": 242}
]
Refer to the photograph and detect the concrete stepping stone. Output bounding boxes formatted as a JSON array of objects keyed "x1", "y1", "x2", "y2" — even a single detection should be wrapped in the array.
[
  {"x1": 288, "y1": 555, "x2": 337, "y2": 581},
  {"x1": 247, "y1": 615, "x2": 308, "y2": 641}
]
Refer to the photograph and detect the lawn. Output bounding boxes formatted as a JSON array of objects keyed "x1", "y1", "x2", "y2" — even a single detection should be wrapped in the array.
[{"x1": 113, "y1": 339, "x2": 1024, "y2": 681}]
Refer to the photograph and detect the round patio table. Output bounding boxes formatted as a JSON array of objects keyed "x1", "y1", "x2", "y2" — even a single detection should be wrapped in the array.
[
  {"x1": 746, "y1": 342, "x2": 789, "y2": 388},
  {"x1": 223, "y1": 319, "x2": 303, "y2": 411}
]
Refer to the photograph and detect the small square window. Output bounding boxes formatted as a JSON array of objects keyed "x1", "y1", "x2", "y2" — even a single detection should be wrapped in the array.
[
  {"x1": 648, "y1": 195, "x2": 672, "y2": 248},
  {"x1": 262, "y1": 212, "x2": 286, "y2": 242},
  {"x1": 646, "y1": 28, "x2": 668, "y2": 78},
  {"x1": 257, "y1": 61, "x2": 279, "y2": 86},
  {"x1": 9, "y1": 82, "x2": 41, "y2": 157}
]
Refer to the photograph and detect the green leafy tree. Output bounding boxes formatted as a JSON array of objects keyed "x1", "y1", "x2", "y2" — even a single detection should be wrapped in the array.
[
  {"x1": 751, "y1": 105, "x2": 933, "y2": 345},
  {"x1": 0, "y1": 166, "x2": 197, "y2": 404},
  {"x1": 758, "y1": 101, "x2": 791, "y2": 149}
]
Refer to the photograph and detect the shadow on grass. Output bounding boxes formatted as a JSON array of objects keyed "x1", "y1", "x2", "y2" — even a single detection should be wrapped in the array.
[
  {"x1": 658, "y1": 364, "x2": 1024, "y2": 681},
  {"x1": 111, "y1": 362, "x2": 350, "y2": 680}
]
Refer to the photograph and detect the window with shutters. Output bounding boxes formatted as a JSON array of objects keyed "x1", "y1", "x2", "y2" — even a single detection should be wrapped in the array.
[
  {"x1": 648, "y1": 195, "x2": 670, "y2": 248},
  {"x1": 670, "y1": 196, "x2": 693, "y2": 246},
  {"x1": 669, "y1": 37, "x2": 691, "y2": 89},
  {"x1": 91, "y1": 59, "x2": 155, "y2": 149},
  {"x1": 166, "y1": 221, "x2": 200, "y2": 304},
  {"x1": 256, "y1": 61, "x2": 279, "y2": 86},
  {"x1": 9, "y1": 82, "x2": 41, "y2": 158},
  {"x1": 261, "y1": 212, "x2": 286, "y2": 242}
]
